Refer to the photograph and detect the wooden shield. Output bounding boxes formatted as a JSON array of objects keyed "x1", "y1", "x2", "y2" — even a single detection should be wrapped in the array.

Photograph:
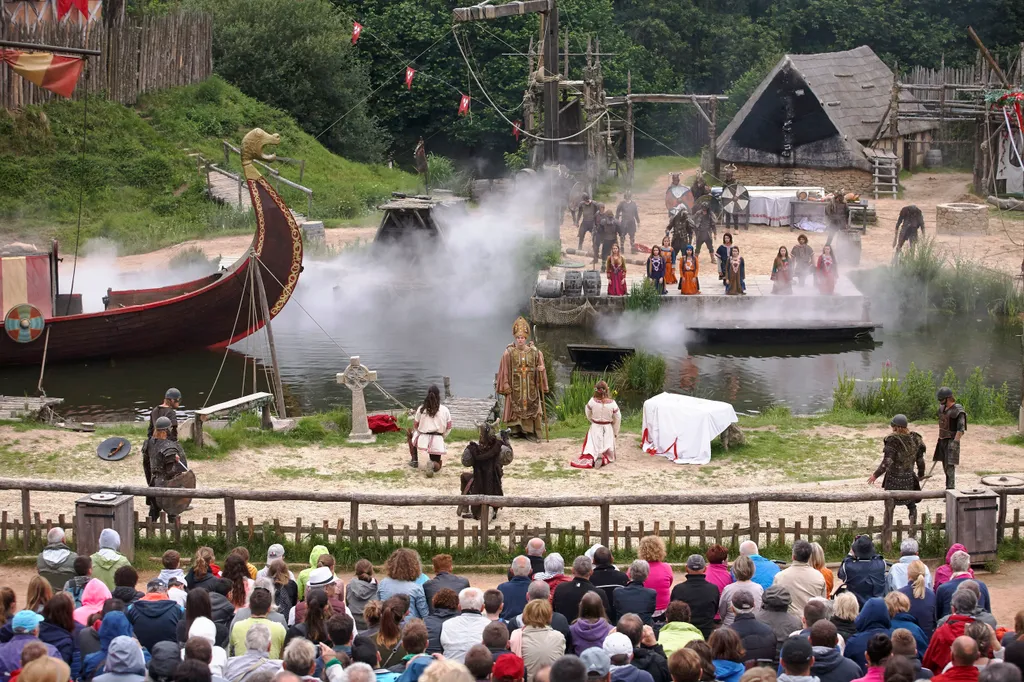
[{"x1": 156, "y1": 469, "x2": 196, "y2": 517}]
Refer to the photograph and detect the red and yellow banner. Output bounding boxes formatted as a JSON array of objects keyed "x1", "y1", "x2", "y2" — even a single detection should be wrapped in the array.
[{"x1": 1, "y1": 48, "x2": 84, "y2": 98}]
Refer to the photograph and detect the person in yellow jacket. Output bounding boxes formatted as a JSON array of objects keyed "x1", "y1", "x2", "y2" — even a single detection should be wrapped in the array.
[
  {"x1": 656, "y1": 600, "x2": 704, "y2": 656},
  {"x1": 297, "y1": 545, "x2": 332, "y2": 601}
]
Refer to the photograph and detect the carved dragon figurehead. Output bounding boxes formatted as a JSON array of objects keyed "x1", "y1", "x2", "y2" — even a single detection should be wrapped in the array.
[{"x1": 241, "y1": 128, "x2": 282, "y2": 181}]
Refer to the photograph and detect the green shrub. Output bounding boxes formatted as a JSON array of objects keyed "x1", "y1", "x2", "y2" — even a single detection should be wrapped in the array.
[
  {"x1": 625, "y1": 279, "x2": 661, "y2": 313},
  {"x1": 613, "y1": 351, "x2": 666, "y2": 398},
  {"x1": 832, "y1": 372, "x2": 856, "y2": 411},
  {"x1": 553, "y1": 371, "x2": 618, "y2": 421},
  {"x1": 940, "y1": 367, "x2": 1014, "y2": 424}
]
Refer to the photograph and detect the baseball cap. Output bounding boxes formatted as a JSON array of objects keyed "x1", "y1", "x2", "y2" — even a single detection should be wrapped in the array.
[
  {"x1": 731, "y1": 590, "x2": 756, "y2": 612},
  {"x1": 267, "y1": 544, "x2": 285, "y2": 561},
  {"x1": 686, "y1": 554, "x2": 706, "y2": 571},
  {"x1": 781, "y1": 636, "x2": 814, "y2": 667},
  {"x1": 491, "y1": 654, "x2": 525, "y2": 680},
  {"x1": 147, "y1": 577, "x2": 167, "y2": 591},
  {"x1": 603, "y1": 633, "x2": 633, "y2": 657},
  {"x1": 581, "y1": 648, "x2": 611, "y2": 677},
  {"x1": 12, "y1": 610, "x2": 44, "y2": 633}
]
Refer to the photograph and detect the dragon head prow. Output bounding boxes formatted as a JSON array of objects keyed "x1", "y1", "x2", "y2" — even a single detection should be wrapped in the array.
[{"x1": 241, "y1": 128, "x2": 282, "y2": 180}]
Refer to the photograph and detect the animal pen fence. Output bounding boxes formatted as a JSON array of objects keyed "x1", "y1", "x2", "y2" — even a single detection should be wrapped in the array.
[
  {"x1": 2, "y1": 478, "x2": 1024, "y2": 559},
  {"x1": 0, "y1": 12, "x2": 212, "y2": 109}
]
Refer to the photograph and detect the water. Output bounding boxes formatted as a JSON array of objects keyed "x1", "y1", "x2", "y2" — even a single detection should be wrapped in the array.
[{"x1": 0, "y1": 301, "x2": 1017, "y2": 420}]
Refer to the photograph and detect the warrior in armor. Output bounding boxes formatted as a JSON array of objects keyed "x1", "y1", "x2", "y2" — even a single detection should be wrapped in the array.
[
  {"x1": 868, "y1": 414, "x2": 927, "y2": 525},
  {"x1": 666, "y1": 206, "x2": 694, "y2": 257},
  {"x1": 893, "y1": 205, "x2": 926, "y2": 256},
  {"x1": 575, "y1": 194, "x2": 599, "y2": 252},
  {"x1": 143, "y1": 416, "x2": 187, "y2": 521},
  {"x1": 596, "y1": 204, "x2": 620, "y2": 262},
  {"x1": 497, "y1": 317, "x2": 550, "y2": 442},
  {"x1": 692, "y1": 202, "x2": 716, "y2": 261},
  {"x1": 824, "y1": 190, "x2": 848, "y2": 247},
  {"x1": 458, "y1": 423, "x2": 513, "y2": 520},
  {"x1": 691, "y1": 174, "x2": 709, "y2": 203},
  {"x1": 665, "y1": 172, "x2": 686, "y2": 216},
  {"x1": 933, "y1": 387, "x2": 966, "y2": 489},
  {"x1": 723, "y1": 165, "x2": 745, "y2": 231},
  {"x1": 148, "y1": 388, "x2": 181, "y2": 440},
  {"x1": 615, "y1": 191, "x2": 640, "y2": 253}
]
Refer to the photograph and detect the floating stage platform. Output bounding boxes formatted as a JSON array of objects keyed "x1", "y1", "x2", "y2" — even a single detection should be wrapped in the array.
[{"x1": 531, "y1": 267, "x2": 879, "y2": 343}]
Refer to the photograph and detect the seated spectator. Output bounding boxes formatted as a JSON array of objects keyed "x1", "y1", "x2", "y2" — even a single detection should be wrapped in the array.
[
  {"x1": 442, "y1": 589, "x2": 490, "y2": 664},
  {"x1": 924, "y1": 590, "x2": 978, "y2": 675},
  {"x1": 932, "y1": 637, "x2": 980, "y2": 682},
  {"x1": 739, "y1": 670, "x2": 775, "y2": 682},
  {"x1": 726, "y1": 592, "x2": 774, "y2": 665},
  {"x1": 658, "y1": 602, "x2": 704, "y2": 658},
  {"x1": 183, "y1": 619, "x2": 227, "y2": 677},
  {"x1": 934, "y1": 546, "x2": 972, "y2": 592},
  {"x1": 883, "y1": 593, "x2": 926, "y2": 657},
  {"x1": 810, "y1": 621, "x2": 861, "y2": 682},
  {"x1": 185, "y1": 549, "x2": 221, "y2": 593},
  {"x1": 581, "y1": 647, "x2": 612, "y2": 682},
  {"x1": 500, "y1": 559, "x2": 535, "y2": 622},
  {"x1": 14, "y1": 641, "x2": 54, "y2": 680},
  {"x1": 228, "y1": 548, "x2": 257, "y2": 581},
  {"x1": 37, "y1": 528, "x2": 77, "y2": 593},
  {"x1": 347, "y1": 561, "x2": 378, "y2": 631},
  {"x1": 281, "y1": 638, "x2": 319, "y2": 682},
  {"x1": 1, "y1": 588, "x2": 15, "y2": 624},
  {"x1": 778, "y1": 636, "x2": 814, "y2": 682},
  {"x1": 936, "y1": 554, "x2": 990, "y2": 620},
  {"x1": 113, "y1": 567, "x2": 144, "y2": 605},
  {"x1": 831, "y1": 593, "x2": 860, "y2": 643},
  {"x1": 424, "y1": 556, "x2": 471, "y2": 613},
  {"x1": 491, "y1": 653, "x2": 525, "y2": 682},
  {"x1": 83, "y1": 610, "x2": 135, "y2": 681},
  {"x1": 638, "y1": 538, "x2": 673, "y2": 617},
  {"x1": 466, "y1": 644, "x2": 495, "y2": 682},
  {"x1": 268, "y1": 561, "x2": 298, "y2": 620},
  {"x1": 883, "y1": 655, "x2": 917, "y2": 682},
  {"x1": 614, "y1": 562, "x2": 657, "y2": 627},
  {"x1": 709, "y1": 628, "x2": 745, "y2": 682},
  {"x1": 534, "y1": 555, "x2": 570, "y2": 603},
  {"x1": 844, "y1": 599, "x2": 891, "y2": 674},
  {"x1": 94, "y1": 636, "x2": 148, "y2": 682},
  {"x1": 887, "y1": 540, "x2": 930, "y2": 593},
  {"x1": 720, "y1": 557, "x2": 763, "y2": 628},
  {"x1": 604, "y1": 632, "x2": 653, "y2": 682},
  {"x1": 705, "y1": 546, "x2": 733, "y2": 596},
  {"x1": 392, "y1": 620, "x2": 429, "y2": 673},
  {"x1": 616, "y1": 614, "x2": 670, "y2": 682},
  {"x1": 484, "y1": 590, "x2": 505, "y2": 625},
  {"x1": 253, "y1": 546, "x2": 284, "y2": 583},
  {"x1": 127, "y1": 578, "x2": 182, "y2": 651},
  {"x1": 371, "y1": 597, "x2": 410, "y2": 669},
  {"x1": 837, "y1": 537, "x2": 886, "y2": 607},
  {"x1": 63, "y1": 557, "x2": 93, "y2": 609},
  {"x1": 809, "y1": 544, "x2": 834, "y2": 597},
  {"x1": 552, "y1": 558, "x2": 610, "y2": 628},
  {"x1": 223, "y1": 624, "x2": 280, "y2": 682},
  {"x1": 1003, "y1": 610, "x2": 1024, "y2": 648},
  {"x1": 78, "y1": 598, "x2": 125, "y2": 661},
  {"x1": 510, "y1": 601, "x2": 564, "y2": 682},
  {"x1": 981, "y1": 661, "x2": 1021, "y2": 682},
  {"x1": 149, "y1": 641, "x2": 182, "y2": 682},
  {"x1": 229, "y1": 588, "x2": 286, "y2": 659},
  {"x1": 590, "y1": 547, "x2": 629, "y2": 609},
  {"x1": 669, "y1": 556, "x2": 720, "y2": 640},
  {"x1": 526, "y1": 540, "x2": 547, "y2": 577},
  {"x1": 377, "y1": 550, "x2": 429, "y2": 620},
  {"x1": 484, "y1": 621, "x2": 511, "y2": 660},
  {"x1": 772, "y1": 541, "x2": 826, "y2": 617},
  {"x1": 90, "y1": 531, "x2": 131, "y2": 592},
  {"x1": 937, "y1": 583, "x2": 997, "y2": 631},
  {"x1": 183, "y1": 637, "x2": 223, "y2": 680},
  {"x1": 852, "y1": 634, "x2": 891, "y2": 682},
  {"x1": 19, "y1": 650, "x2": 71, "y2": 682},
  {"x1": 0, "y1": 612, "x2": 60, "y2": 678},
  {"x1": 222, "y1": 557, "x2": 255, "y2": 612},
  {"x1": 425, "y1": 589, "x2": 460, "y2": 655},
  {"x1": 24, "y1": 577, "x2": 52, "y2": 615},
  {"x1": 945, "y1": 622, "x2": 999, "y2": 672},
  {"x1": 180, "y1": 589, "x2": 230, "y2": 648},
  {"x1": 799, "y1": 599, "x2": 836, "y2": 637},
  {"x1": 510, "y1": 583, "x2": 573, "y2": 655},
  {"x1": 569, "y1": 593, "x2": 612, "y2": 656},
  {"x1": 684, "y1": 641, "x2": 715, "y2": 682},
  {"x1": 296, "y1": 546, "x2": 330, "y2": 602},
  {"x1": 756, "y1": 587, "x2": 802, "y2": 665},
  {"x1": 159, "y1": 552, "x2": 187, "y2": 592},
  {"x1": 667, "y1": 648, "x2": 702, "y2": 682},
  {"x1": 738, "y1": 542, "x2": 780, "y2": 593},
  {"x1": 286, "y1": 591, "x2": 332, "y2": 648},
  {"x1": 889, "y1": 630, "x2": 931, "y2": 680},
  {"x1": 328, "y1": 614, "x2": 355, "y2": 657},
  {"x1": 38, "y1": 593, "x2": 82, "y2": 680}
]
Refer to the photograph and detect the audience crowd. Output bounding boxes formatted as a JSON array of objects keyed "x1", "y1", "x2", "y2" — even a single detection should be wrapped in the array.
[{"x1": 2, "y1": 528, "x2": 1021, "y2": 682}]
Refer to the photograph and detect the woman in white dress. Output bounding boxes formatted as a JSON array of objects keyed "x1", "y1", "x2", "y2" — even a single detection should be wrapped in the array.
[
  {"x1": 411, "y1": 385, "x2": 452, "y2": 477},
  {"x1": 570, "y1": 381, "x2": 621, "y2": 469}
]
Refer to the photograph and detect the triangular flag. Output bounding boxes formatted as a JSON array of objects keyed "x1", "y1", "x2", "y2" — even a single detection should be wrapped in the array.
[
  {"x1": 405, "y1": 67, "x2": 415, "y2": 91},
  {"x1": 513, "y1": 120, "x2": 522, "y2": 141},
  {"x1": 458, "y1": 93, "x2": 470, "y2": 116},
  {"x1": 352, "y1": 22, "x2": 363, "y2": 45},
  {"x1": 73, "y1": 0, "x2": 89, "y2": 18},
  {"x1": 58, "y1": 0, "x2": 90, "y2": 19}
]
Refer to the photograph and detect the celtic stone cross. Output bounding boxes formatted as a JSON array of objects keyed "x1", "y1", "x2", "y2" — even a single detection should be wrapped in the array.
[{"x1": 337, "y1": 356, "x2": 377, "y2": 443}]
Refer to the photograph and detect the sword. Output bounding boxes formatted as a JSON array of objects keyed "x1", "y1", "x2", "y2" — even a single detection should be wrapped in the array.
[{"x1": 919, "y1": 461, "x2": 939, "y2": 481}]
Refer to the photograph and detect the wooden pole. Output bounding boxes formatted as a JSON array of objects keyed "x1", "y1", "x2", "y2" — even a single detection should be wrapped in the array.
[
  {"x1": 542, "y1": 4, "x2": 560, "y2": 242},
  {"x1": 968, "y1": 27, "x2": 1010, "y2": 88},
  {"x1": 252, "y1": 253, "x2": 287, "y2": 419},
  {"x1": 349, "y1": 501, "x2": 359, "y2": 546},
  {"x1": 626, "y1": 71, "x2": 634, "y2": 188},
  {"x1": 224, "y1": 496, "x2": 237, "y2": 544},
  {"x1": 709, "y1": 97, "x2": 719, "y2": 178},
  {"x1": 882, "y1": 499, "x2": 895, "y2": 552},
  {"x1": 21, "y1": 490, "x2": 31, "y2": 551},
  {"x1": 748, "y1": 500, "x2": 760, "y2": 546},
  {"x1": 563, "y1": 27, "x2": 569, "y2": 80},
  {"x1": 600, "y1": 503, "x2": 610, "y2": 547}
]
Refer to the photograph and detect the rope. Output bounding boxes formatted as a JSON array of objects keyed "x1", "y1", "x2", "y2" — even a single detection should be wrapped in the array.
[
  {"x1": 202, "y1": 259, "x2": 251, "y2": 409},
  {"x1": 64, "y1": 63, "x2": 89, "y2": 315}
]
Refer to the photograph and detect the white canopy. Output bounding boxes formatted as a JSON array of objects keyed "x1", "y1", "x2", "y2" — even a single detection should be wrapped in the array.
[{"x1": 640, "y1": 392, "x2": 738, "y2": 465}]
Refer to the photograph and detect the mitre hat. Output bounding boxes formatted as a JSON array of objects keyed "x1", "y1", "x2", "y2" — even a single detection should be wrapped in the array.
[{"x1": 512, "y1": 316, "x2": 531, "y2": 339}]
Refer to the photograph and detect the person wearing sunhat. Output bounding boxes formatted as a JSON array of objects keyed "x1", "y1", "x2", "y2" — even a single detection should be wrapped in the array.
[
  {"x1": 0, "y1": 611, "x2": 61, "y2": 677},
  {"x1": 868, "y1": 414, "x2": 926, "y2": 527},
  {"x1": 778, "y1": 636, "x2": 815, "y2": 682},
  {"x1": 293, "y1": 567, "x2": 349, "y2": 625}
]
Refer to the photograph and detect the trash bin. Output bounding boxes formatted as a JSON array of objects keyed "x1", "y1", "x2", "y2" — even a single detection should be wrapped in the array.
[
  {"x1": 945, "y1": 488, "x2": 998, "y2": 562},
  {"x1": 75, "y1": 494, "x2": 135, "y2": 561}
]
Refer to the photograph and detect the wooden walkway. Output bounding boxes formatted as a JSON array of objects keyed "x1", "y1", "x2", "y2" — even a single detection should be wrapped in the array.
[
  {"x1": 0, "y1": 396, "x2": 63, "y2": 421},
  {"x1": 447, "y1": 397, "x2": 498, "y2": 430},
  {"x1": 206, "y1": 169, "x2": 307, "y2": 223}
]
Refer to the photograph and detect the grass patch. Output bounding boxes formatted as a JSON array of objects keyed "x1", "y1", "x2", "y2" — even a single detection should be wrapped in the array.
[
  {"x1": 624, "y1": 279, "x2": 662, "y2": 313},
  {"x1": 613, "y1": 351, "x2": 667, "y2": 398},
  {"x1": 999, "y1": 433, "x2": 1024, "y2": 447}
]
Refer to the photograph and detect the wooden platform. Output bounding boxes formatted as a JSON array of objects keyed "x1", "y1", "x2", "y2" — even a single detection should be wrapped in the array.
[
  {"x1": 0, "y1": 396, "x2": 63, "y2": 421},
  {"x1": 447, "y1": 397, "x2": 498, "y2": 430}
]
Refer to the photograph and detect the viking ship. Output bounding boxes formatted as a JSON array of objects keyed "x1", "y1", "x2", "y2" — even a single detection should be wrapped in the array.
[{"x1": 0, "y1": 128, "x2": 303, "y2": 367}]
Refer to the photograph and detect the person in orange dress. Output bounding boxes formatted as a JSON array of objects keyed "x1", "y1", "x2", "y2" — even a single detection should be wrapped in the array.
[
  {"x1": 679, "y1": 244, "x2": 700, "y2": 295},
  {"x1": 661, "y1": 235, "x2": 677, "y2": 288}
]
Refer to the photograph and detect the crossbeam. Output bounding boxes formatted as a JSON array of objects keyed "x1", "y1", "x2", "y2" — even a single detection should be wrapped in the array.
[
  {"x1": 607, "y1": 93, "x2": 728, "y2": 106},
  {"x1": 453, "y1": 0, "x2": 553, "y2": 22}
]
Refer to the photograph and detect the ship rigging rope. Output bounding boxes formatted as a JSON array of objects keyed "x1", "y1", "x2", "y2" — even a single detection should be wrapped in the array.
[
  {"x1": 201, "y1": 257, "x2": 250, "y2": 409},
  {"x1": 64, "y1": 64, "x2": 89, "y2": 315}
]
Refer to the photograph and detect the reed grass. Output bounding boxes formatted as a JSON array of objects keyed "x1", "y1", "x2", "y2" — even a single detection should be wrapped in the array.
[
  {"x1": 613, "y1": 350, "x2": 667, "y2": 398},
  {"x1": 624, "y1": 279, "x2": 662, "y2": 313},
  {"x1": 552, "y1": 371, "x2": 618, "y2": 422}
]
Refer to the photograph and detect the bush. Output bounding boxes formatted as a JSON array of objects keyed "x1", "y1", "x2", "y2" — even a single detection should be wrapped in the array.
[
  {"x1": 553, "y1": 371, "x2": 617, "y2": 421},
  {"x1": 613, "y1": 351, "x2": 666, "y2": 398},
  {"x1": 625, "y1": 279, "x2": 661, "y2": 313},
  {"x1": 940, "y1": 367, "x2": 1014, "y2": 424}
]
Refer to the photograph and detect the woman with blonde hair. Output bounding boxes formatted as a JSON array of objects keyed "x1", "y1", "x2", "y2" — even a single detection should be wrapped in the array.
[
  {"x1": 419, "y1": 659, "x2": 474, "y2": 682},
  {"x1": 376, "y1": 549, "x2": 428, "y2": 618},
  {"x1": 885, "y1": 591, "x2": 928, "y2": 655},
  {"x1": 185, "y1": 547, "x2": 220, "y2": 590},
  {"x1": 510, "y1": 599, "x2": 564, "y2": 682},
  {"x1": 638, "y1": 535, "x2": 673, "y2": 615},
  {"x1": 718, "y1": 555, "x2": 763, "y2": 627},
  {"x1": 830, "y1": 592, "x2": 859, "y2": 641},
  {"x1": 808, "y1": 542, "x2": 833, "y2": 595},
  {"x1": 897, "y1": 559, "x2": 936, "y2": 639},
  {"x1": 26, "y1": 575, "x2": 53, "y2": 613}
]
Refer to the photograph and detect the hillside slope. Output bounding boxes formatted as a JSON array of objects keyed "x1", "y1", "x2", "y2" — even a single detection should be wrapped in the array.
[{"x1": 0, "y1": 76, "x2": 413, "y2": 254}]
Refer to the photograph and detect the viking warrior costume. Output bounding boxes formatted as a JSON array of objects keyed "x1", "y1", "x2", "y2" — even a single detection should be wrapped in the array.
[
  {"x1": 497, "y1": 317, "x2": 550, "y2": 440},
  {"x1": 576, "y1": 198, "x2": 599, "y2": 251},
  {"x1": 458, "y1": 424, "x2": 512, "y2": 520},
  {"x1": 143, "y1": 416, "x2": 188, "y2": 521},
  {"x1": 934, "y1": 388, "x2": 966, "y2": 489},
  {"x1": 691, "y1": 175, "x2": 709, "y2": 202},
  {"x1": 665, "y1": 173, "x2": 687, "y2": 216},
  {"x1": 872, "y1": 415, "x2": 927, "y2": 524},
  {"x1": 666, "y1": 208, "x2": 694, "y2": 256},
  {"x1": 148, "y1": 388, "x2": 180, "y2": 440},
  {"x1": 597, "y1": 209, "x2": 620, "y2": 262},
  {"x1": 692, "y1": 205, "x2": 716, "y2": 259},
  {"x1": 824, "y1": 192, "x2": 847, "y2": 246},
  {"x1": 723, "y1": 166, "x2": 743, "y2": 230},
  {"x1": 616, "y1": 194, "x2": 640, "y2": 252},
  {"x1": 894, "y1": 205, "x2": 926, "y2": 254}
]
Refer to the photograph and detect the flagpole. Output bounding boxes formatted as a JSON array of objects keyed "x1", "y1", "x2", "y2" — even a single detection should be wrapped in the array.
[{"x1": 0, "y1": 40, "x2": 101, "y2": 57}]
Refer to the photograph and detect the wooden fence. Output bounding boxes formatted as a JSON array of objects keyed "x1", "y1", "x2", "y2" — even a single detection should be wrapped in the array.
[
  {"x1": 4, "y1": 477, "x2": 1024, "y2": 556},
  {"x1": 0, "y1": 11, "x2": 212, "y2": 109}
]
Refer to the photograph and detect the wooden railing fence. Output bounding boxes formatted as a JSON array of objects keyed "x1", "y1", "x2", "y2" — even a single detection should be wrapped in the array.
[
  {"x1": 0, "y1": 12, "x2": 212, "y2": 109},
  {"x1": 2, "y1": 478, "x2": 1023, "y2": 555}
]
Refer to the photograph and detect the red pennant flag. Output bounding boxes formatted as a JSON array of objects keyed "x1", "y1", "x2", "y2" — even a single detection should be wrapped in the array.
[
  {"x1": 405, "y1": 67, "x2": 415, "y2": 91},
  {"x1": 352, "y1": 22, "x2": 363, "y2": 45},
  {"x1": 513, "y1": 120, "x2": 522, "y2": 141},
  {"x1": 1, "y1": 48, "x2": 84, "y2": 97},
  {"x1": 58, "y1": 0, "x2": 89, "y2": 19},
  {"x1": 458, "y1": 93, "x2": 471, "y2": 116}
]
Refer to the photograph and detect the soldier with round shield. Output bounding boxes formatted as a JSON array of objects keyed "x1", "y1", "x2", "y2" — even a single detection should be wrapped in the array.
[
  {"x1": 143, "y1": 416, "x2": 189, "y2": 521},
  {"x1": 868, "y1": 414, "x2": 926, "y2": 526}
]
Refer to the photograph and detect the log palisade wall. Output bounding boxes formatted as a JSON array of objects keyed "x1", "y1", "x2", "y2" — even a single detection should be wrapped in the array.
[{"x1": 0, "y1": 12, "x2": 212, "y2": 109}]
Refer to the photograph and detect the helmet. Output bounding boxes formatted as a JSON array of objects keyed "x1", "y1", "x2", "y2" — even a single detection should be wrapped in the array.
[
  {"x1": 154, "y1": 416, "x2": 173, "y2": 431},
  {"x1": 165, "y1": 388, "x2": 182, "y2": 401},
  {"x1": 890, "y1": 414, "x2": 909, "y2": 428},
  {"x1": 936, "y1": 387, "x2": 953, "y2": 401}
]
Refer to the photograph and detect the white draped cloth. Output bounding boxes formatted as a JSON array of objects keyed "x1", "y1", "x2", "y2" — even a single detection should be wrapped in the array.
[
  {"x1": 571, "y1": 398, "x2": 621, "y2": 469},
  {"x1": 641, "y1": 393, "x2": 738, "y2": 465}
]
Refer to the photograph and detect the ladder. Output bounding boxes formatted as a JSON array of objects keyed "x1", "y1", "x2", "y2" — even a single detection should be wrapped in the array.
[{"x1": 871, "y1": 156, "x2": 899, "y2": 199}]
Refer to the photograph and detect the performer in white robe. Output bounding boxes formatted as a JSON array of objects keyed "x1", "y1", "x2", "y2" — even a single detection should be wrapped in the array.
[
  {"x1": 570, "y1": 381, "x2": 621, "y2": 469},
  {"x1": 411, "y1": 385, "x2": 452, "y2": 477}
]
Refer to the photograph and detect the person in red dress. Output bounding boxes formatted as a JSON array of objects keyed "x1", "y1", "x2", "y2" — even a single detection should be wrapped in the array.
[
  {"x1": 815, "y1": 244, "x2": 838, "y2": 295},
  {"x1": 606, "y1": 244, "x2": 627, "y2": 296},
  {"x1": 771, "y1": 246, "x2": 793, "y2": 295}
]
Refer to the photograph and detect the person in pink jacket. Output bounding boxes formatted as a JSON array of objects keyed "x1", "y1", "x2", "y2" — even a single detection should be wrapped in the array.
[
  {"x1": 73, "y1": 579, "x2": 111, "y2": 626},
  {"x1": 933, "y1": 544, "x2": 973, "y2": 591},
  {"x1": 638, "y1": 536, "x2": 673, "y2": 614},
  {"x1": 705, "y1": 545, "x2": 734, "y2": 596}
]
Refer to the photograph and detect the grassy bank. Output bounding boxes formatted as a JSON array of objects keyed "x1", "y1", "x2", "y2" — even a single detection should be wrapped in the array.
[{"x1": 596, "y1": 156, "x2": 702, "y2": 200}]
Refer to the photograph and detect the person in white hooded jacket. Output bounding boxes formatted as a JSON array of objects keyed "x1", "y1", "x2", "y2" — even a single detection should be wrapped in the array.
[
  {"x1": 182, "y1": 617, "x2": 228, "y2": 677},
  {"x1": 37, "y1": 528, "x2": 78, "y2": 592}
]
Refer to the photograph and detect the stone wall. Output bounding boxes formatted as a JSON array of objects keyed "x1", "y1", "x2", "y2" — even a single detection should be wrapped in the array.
[
  {"x1": 731, "y1": 165, "x2": 873, "y2": 195},
  {"x1": 936, "y1": 202, "x2": 989, "y2": 234}
]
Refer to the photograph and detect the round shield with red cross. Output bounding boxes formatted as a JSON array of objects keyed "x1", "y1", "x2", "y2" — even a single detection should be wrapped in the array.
[{"x1": 4, "y1": 304, "x2": 46, "y2": 343}]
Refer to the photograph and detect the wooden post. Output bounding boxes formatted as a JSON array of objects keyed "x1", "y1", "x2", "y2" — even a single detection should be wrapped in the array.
[
  {"x1": 997, "y1": 491, "x2": 1008, "y2": 543},
  {"x1": 541, "y1": 4, "x2": 560, "y2": 242},
  {"x1": 748, "y1": 500, "x2": 759, "y2": 545},
  {"x1": 625, "y1": 72, "x2": 634, "y2": 188},
  {"x1": 882, "y1": 499, "x2": 895, "y2": 553},
  {"x1": 600, "y1": 504, "x2": 610, "y2": 547},
  {"x1": 563, "y1": 28, "x2": 569, "y2": 80},
  {"x1": 224, "y1": 496, "x2": 237, "y2": 544},
  {"x1": 480, "y1": 505, "x2": 490, "y2": 547},
  {"x1": 709, "y1": 97, "x2": 719, "y2": 178},
  {"x1": 21, "y1": 489, "x2": 30, "y2": 551},
  {"x1": 349, "y1": 502, "x2": 359, "y2": 547},
  {"x1": 252, "y1": 253, "x2": 288, "y2": 418}
]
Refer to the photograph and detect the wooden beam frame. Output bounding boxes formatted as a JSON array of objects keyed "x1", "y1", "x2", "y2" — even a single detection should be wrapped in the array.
[{"x1": 453, "y1": 0, "x2": 552, "y2": 22}]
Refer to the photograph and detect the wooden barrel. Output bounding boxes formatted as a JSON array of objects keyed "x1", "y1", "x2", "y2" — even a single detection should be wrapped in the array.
[
  {"x1": 563, "y1": 270, "x2": 583, "y2": 296},
  {"x1": 925, "y1": 149, "x2": 943, "y2": 168},
  {"x1": 582, "y1": 270, "x2": 602, "y2": 296},
  {"x1": 534, "y1": 280, "x2": 564, "y2": 298}
]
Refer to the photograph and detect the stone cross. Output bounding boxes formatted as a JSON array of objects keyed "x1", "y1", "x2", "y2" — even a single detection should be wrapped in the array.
[{"x1": 337, "y1": 356, "x2": 377, "y2": 443}]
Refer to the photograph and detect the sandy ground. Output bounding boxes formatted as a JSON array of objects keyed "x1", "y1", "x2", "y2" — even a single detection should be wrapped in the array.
[
  {"x1": 2, "y1": 419, "x2": 1023, "y2": 536},
  {"x1": 562, "y1": 169, "x2": 1024, "y2": 277}
]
